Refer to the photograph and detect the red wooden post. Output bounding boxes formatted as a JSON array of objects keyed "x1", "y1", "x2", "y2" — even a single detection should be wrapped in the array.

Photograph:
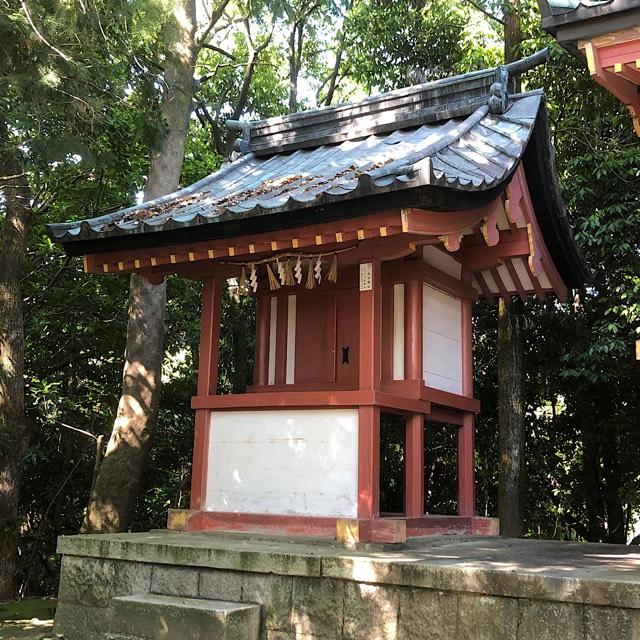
[
  {"x1": 358, "y1": 405, "x2": 381, "y2": 518},
  {"x1": 404, "y1": 280, "x2": 423, "y2": 381},
  {"x1": 404, "y1": 280, "x2": 424, "y2": 517},
  {"x1": 358, "y1": 260, "x2": 382, "y2": 390},
  {"x1": 197, "y1": 277, "x2": 223, "y2": 396},
  {"x1": 458, "y1": 414, "x2": 475, "y2": 517},
  {"x1": 191, "y1": 277, "x2": 222, "y2": 511},
  {"x1": 254, "y1": 295, "x2": 270, "y2": 387},
  {"x1": 458, "y1": 281, "x2": 475, "y2": 516},
  {"x1": 404, "y1": 413, "x2": 424, "y2": 517},
  {"x1": 325, "y1": 291, "x2": 337, "y2": 383},
  {"x1": 357, "y1": 260, "x2": 382, "y2": 519}
]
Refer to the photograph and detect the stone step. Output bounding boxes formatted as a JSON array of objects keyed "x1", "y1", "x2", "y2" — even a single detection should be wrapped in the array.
[{"x1": 109, "y1": 593, "x2": 260, "y2": 640}]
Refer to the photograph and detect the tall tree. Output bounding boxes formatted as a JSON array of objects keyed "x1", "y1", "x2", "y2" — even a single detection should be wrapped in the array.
[
  {"x1": 497, "y1": 0, "x2": 525, "y2": 538},
  {"x1": 0, "y1": 0, "x2": 159, "y2": 596},
  {"x1": 0, "y1": 119, "x2": 35, "y2": 600},
  {"x1": 81, "y1": 0, "x2": 210, "y2": 533}
]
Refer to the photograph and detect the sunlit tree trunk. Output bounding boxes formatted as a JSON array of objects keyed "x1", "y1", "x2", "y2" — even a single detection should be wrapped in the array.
[
  {"x1": 497, "y1": 0, "x2": 525, "y2": 538},
  {"x1": 82, "y1": 0, "x2": 197, "y2": 533},
  {"x1": 497, "y1": 297, "x2": 525, "y2": 537},
  {"x1": 0, "y1": 117, "x2": 34, "y2": 598}
]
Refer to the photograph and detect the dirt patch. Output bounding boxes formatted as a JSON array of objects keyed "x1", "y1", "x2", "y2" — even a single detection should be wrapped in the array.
[{"x1": 0, "y1": 619, "x2": 54, "y2": 640}]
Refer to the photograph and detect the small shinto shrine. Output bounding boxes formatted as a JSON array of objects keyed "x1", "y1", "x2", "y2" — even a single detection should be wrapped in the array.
[
  {"x1": 539, "y1": 0, "x2": 640, "y2": 135},
  {"x1": 48, "y1": 53, "x2": 588, "y2": 543}
]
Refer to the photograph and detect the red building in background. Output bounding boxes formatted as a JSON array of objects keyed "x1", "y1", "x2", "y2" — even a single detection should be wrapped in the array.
[{"x1": 539, "y1": 0, "x2": 640, "y2": 135}]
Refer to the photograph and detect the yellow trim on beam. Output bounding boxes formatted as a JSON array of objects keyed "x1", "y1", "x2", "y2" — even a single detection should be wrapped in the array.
[
  {"x1": 582, "y1": 42, "x2": 597, "y2": 76},
  {"x1": 207, "y1": 250, "x2": 214, "y2": 259},
  {"x1": 134, "y1": 259, "x2": 141, "y2": 269},
  {"x1": 315, "y1": 234, "x2": 323, "y2": 245},
  {"x1": 151, "y1": 257, "x2": 157, "y2": 266},
  {"x1": 400, "y1": 209, "x2": 409, "y2": 233},
  {"x1": 335, "y1": 232, "x2": 343, "y2": 243},
  {"x1": 102, "y1": 264, "x2": 109, "y2": 273},
  {"x1": 357, "y1": 229, "x2": 365, "y2": 240}
]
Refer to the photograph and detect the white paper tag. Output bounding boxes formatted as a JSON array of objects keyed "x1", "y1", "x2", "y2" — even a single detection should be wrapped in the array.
[{"x1": 359, "y1": 263, "x2": 373, "y2": 291}]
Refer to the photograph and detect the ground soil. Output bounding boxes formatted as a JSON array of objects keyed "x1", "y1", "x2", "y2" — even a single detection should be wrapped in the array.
[{"x1": 0, "y1": 599, "x2": 55, "y2": 640}]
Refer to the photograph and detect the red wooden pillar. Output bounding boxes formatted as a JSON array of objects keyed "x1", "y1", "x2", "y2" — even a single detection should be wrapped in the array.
[
  {"x1": 405, "y1": 414, "x2": 424, "y2": 517},
  {"x1": 404, "y1": 280, "x2": 424, "y2": 517},
  {"x1": 404, "y1": 280, "x2": 423, "y2": 381},
  {"x1": 357, "y1": 260, "x2": 381, "y2": 519},
  {"x1": 254, "y1": 295, "x2": 270, "y2": 387},
  {"x1": 458, "y1": 284, "x2": 475, "y2": 517},
  {"x1": 190, "y1": 277, "x2": 222, "y2": 511},
  {"x1": 358, "y1": 405, "x2": 381, "y2": 519},
  {"x1": 358, "y1": 261, "x2": 382, "y2": 390}
]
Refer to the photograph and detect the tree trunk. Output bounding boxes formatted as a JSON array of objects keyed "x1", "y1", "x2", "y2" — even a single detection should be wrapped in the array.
[
  {"x1": 578, "y1": 398, "x2": 606, "y2": 542},
  {"x1": 497, "y1": 0, "x2": 525, "y2": 539},
  {"x1": 288, "y1": 21, "x2": 304, "y2": 114},
  {"x1": 0, "y1": 118, "x2": 34, "y2": 599},
  {"x1": 82, "y1": 0, "x2": 197, "y2": 533},
  {"x1": 497, "y1": 297, "x2": 525, "y2": 537},
  {"x1": 504, "y1": 0, "x2": 521, "y2": 70}
]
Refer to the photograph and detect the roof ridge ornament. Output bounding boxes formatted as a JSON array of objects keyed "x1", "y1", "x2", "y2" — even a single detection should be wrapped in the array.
[
  {"x1": 488, "y1": 67, "x2": 510, "y2": 114},
  {"x1": 223, "y1": 50, "x2": 550, "y2": 156},
  {"x1": 227, "y1": 119, "x2": 251, "y2": 155}
]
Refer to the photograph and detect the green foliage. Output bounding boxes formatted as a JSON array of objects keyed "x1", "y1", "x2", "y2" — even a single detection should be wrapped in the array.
[{"x1": 342, "y1": 0, "x2": 499, "y2": 92}]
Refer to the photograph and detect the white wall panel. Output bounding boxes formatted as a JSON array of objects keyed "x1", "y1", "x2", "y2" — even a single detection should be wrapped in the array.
[
  {"x1": 423, "y1": 284, "x2": 463, "y2": 394},
  {"x1": 392, "y1": 283, "x2": 405, "y2": 380},
  {"x1": 205, "y1": 409, "x2": 359, "y2": 517},
  {"x1": 286, "y1": 295, "x2": 296, "y2": 384}
]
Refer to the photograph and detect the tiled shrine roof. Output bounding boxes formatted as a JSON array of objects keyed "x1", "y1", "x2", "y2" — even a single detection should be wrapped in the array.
[{"x1": 46, "y1": 52, "x2": 589, "y2": 287}]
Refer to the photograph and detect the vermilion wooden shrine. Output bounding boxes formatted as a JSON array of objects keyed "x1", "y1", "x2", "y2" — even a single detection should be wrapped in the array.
[{"x1": 49, "y1": 53, "x2": 588, "y2": 543}]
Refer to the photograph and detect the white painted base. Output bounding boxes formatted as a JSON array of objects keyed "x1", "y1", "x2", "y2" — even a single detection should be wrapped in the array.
[{"x1": 205, "y1": 409, "x2": 359, "y2": 518}]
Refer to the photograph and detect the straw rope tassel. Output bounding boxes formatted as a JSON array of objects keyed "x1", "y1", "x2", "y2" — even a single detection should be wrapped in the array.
[
  {"x1": 249, "y1": 264, "x2": 258, "y2": 293},
  {"x1": 284, "y1": 259, "x2": 295, "y2": 286},
  {"x1": 276, "y1": 257, "x2": 286, "y2": 285},
  {"x1": 327, "y1": 254, "x2": 338, "y2": 283},
  {"x1": 294, "y1": 257, "x2": 303, "y2": 284},
  {"x1": 266, "y1": 262, "x2": 281, "y2": 290},
  {"x1": 314, "y1": 256, "x2": 323, "y2": 283},
  {"x1": 239, "y1": 266, "x2": 248, "y2": 294},
  {"x1": 305, "y1": 258, "x2": 315, "y2": 289}
]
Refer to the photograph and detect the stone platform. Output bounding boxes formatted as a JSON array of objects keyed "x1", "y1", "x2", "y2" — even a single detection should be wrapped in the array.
[{"x1": 55, "y1": 530, "x2": 640, "y2": 639}]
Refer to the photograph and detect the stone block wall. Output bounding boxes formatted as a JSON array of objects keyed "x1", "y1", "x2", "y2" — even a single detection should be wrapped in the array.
[{"x1": 55, "y1": 553, "x2": 640, "y2": 640}]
